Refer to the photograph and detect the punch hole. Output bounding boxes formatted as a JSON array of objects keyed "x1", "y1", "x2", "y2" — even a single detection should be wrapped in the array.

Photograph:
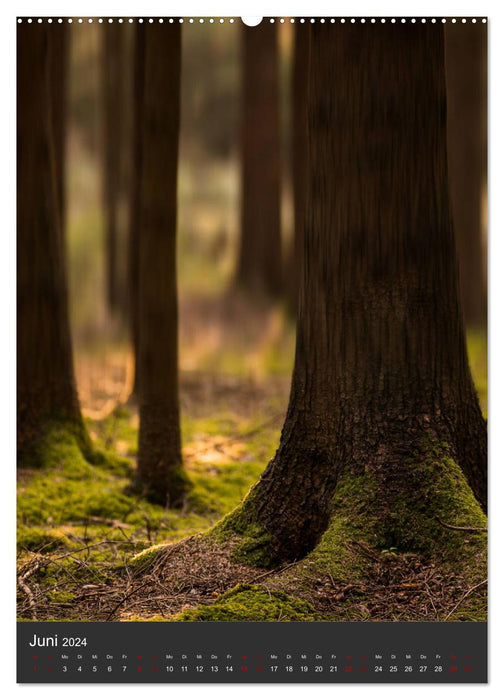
[{"x1": 241, "y1": 17, "x2": 263, "y2": 27}]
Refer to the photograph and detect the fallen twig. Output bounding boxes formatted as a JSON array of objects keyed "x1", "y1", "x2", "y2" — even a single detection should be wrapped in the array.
[
  {"x1": 105, "y1": 579, "x2": 154, "y2": 620},
  {"x1": 443, "y1": 579, "x2": 487, "y2": 621},
  {"x1": 247, "y1": 561, "x2": 298, "y2": 584},
  {"x1": 349, "y1": 539, "x2": 380, "y2": 561},
  {"x1": 17, "y1": 577, "x2": 37, "y2": 620}
]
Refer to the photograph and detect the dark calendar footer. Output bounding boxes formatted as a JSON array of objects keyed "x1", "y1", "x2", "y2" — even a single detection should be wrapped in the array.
[{"x1": 17, "y1": 620, "x2": 487, "y2": 683}]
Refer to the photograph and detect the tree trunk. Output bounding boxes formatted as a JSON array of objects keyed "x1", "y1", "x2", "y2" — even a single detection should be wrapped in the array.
[
  {"x1": 445, "y1": 23, "x2": 487, "y2": 326},
  {"x1": 102, "y1": 23, "x2": 124, "y2": 314},
  {"x1": 135, "y1": 23, "x2": 190, "y2": 507},
  {"x1": 236, "y1": 23, "x2": 282, "y2": 298},
  {"x1": 17, "y1": 22, "x2": 83, "y2": 453},
  {"x1": 127, "y1": 23, "x2": 145, "y2": 398},
  {"x1": 286, "y1": 22, "x2": 309, "y2": 314},
  {"x1": 226, "y1": 23, "x2": 486, "y2": 565},
  {"x1": 48, "y1": 22, "x2": 69, "y2": 239}
]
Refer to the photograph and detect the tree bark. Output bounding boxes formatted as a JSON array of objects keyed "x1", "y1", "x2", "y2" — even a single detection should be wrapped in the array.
[
  {"x1": 135, "y1": 23, "x2": 190, "y2": 507},
  {"x1": 236, "y1": 23, "x2": 282, "y2": 298},
  {"x1": 127, "y1": 23, "x2": 145, "y2": 397},
  {"x1": 445, "y1": 23, "x2": 487, "y2": 326},
  {"x1": 17, "y1": 22, "x2": 83, "y2": 453},
  {"x1": 231, "y1": 23, "x2": 487, "y2": 564},
  {"x1": 286, "y1": 22, "x2": 310, "y2": 314}
]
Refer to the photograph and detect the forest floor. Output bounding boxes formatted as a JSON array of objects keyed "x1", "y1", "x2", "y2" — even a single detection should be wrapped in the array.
[{"x1": 16, "y1": 295, "x2": 487, "y2": 622}]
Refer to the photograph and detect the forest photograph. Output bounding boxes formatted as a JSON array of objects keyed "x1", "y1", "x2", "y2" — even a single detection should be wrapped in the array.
[{"x1": 16, "y1": 16, "x2": 487, "y2": 623}]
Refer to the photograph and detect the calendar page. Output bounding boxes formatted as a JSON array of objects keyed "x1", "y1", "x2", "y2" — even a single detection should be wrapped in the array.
[{"x1": 16, "y1": 13, "x2": 488, "y2": 684}]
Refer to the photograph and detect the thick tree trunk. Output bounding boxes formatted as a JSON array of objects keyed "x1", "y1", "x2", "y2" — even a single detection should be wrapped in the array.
[
  {"x1": 445, "y1": 23, "x2": 487, "y2": 326},
  {"x1": 236, "y1": 23, "x2": 282, "y2": 298},
  {"x1": 286, "y1": 22, "x2": 309, "y2": 314},
  {"x1": 229, "y1": 23, "x2": 486, "y2": 564},
  {"x1": 127, "y1": 24, "x2": 145, "y2": 397},
  {"x1": 17, "y1": 22, "x2": 83, "y2": 453},
  {"x1": 135, "y1": 23, "x2": 190, "y2": 507},
  {"x1": 102, "y1": 23, "x2": 124, "y2": 314}
]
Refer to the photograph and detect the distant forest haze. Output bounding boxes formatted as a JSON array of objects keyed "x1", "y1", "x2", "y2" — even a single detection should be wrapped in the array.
[{"x1": 17, "y1": 18, "x2": 487, "y2": 624}]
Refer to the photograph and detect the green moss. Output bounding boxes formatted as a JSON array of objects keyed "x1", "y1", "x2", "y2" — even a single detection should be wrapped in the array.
[
  {"x1": 380, "y1": 447, "x2": 487, "y2": 559},
  {"x1": 47, "y1": 590, "x2": 76, "y2": 604},
  {"x1": 173, "y1": 584, "x2": 318, "y2": 621},
  {"x1": 211, "y1": 495, "x2": 273, "y2": 567},
  {"x1": 88, "y1": 406, "x2": 139, "y2": 458},
  {"x1": 306, "y1": 474, "x2": 380, "y2": 579},
  {"x1": 129, "y1": 543, "x2": 170, "y2": 571},
  {"x1": 212, "y1": 441, "x2": 486, "y2": 594},
  {"x1": 310, "y1": 444, "x2": 486, "y2": 563},
  {"x1": 122, "y1": 615, "x2": 167, "y2": 621},
  {"x1": 448, "y1": 592, "x2": 487, "y2": 621},
  {"x1": 17, "y1": 525, "x2": 70, "y2": 553}
]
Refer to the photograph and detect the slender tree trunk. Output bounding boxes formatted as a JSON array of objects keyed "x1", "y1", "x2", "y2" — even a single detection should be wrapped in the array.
[
  {"x1": 48, "y1": 22, "x2": 69, "y2": 239},
  {"x1": 17, "y1": 22, "x2": 83, "y2": 453},
  {"x1": 102, "y1": 23, "x2": 124, "y2": 314},
  {"x1": 236, "y1": 23, "x2": 282, "y2": 298},
  {"x1": 445, "y1": 23, "x2": 487, "y2": 326},
  {"x1": 229, "y1": 23, "x2": 486, "y2": 564},
  {"x1": 127, "y1": 23, "x2": 145, "y2": 397},
  {"x1": 286, "y1": 22, "x2": 309, "y2": 313},
  {"x1": 135, "y1": 23, "x2": 190, "y2": 507}
]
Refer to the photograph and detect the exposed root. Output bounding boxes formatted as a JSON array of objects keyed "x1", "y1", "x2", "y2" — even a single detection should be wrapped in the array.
[{"x1": 435, "y1": 515, "x2": 487, "y2": 532}]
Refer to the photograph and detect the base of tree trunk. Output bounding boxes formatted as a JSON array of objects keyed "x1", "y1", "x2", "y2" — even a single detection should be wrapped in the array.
[
  {"x1": 129, "y1": 467, "x2": 192, "y2": 508},
  {"x1": 126, "y1": 441, "x2": 486, "y2": 622},
  {"x1": 212, "y1": 440, "x2": 486, "y2": 577},
  {"x1": 17, "y1": 418, "x2": 128, "y2": 478}
]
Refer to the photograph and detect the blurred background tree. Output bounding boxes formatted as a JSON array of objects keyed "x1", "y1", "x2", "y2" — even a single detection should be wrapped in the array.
[
  {"x1": 236, "y1": 21, "x2": 282, "y2": 299},
  {"x1": 48, "y1": 18, "x2": 488, "y2": 441},
  {"x1": 445, "y1": 21, "x2": 487, "y2": 327},
  {"x1": 17, "y1": 22, "x2": 84, "y2": 455},
  {"x1": 134, "y1": 22, "x2": 191, "y2": 507}
]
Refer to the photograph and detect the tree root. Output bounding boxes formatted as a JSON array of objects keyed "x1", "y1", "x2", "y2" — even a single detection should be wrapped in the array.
[{"x1": 435, "y1": 515, "x2": 487, "y2": 533}]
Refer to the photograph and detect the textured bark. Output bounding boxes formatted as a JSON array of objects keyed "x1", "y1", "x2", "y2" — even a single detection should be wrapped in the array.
[
  {"x1": 445, "y1": 23, "x2": 487, "y2": 325},
  {"x1": 236, "y1": 23, "x2": 282, "y2": 298},
  {"x1": 102, "y1": 23, "x2": 125, "y2": 313},
  {"x1": 286, "y1": 22, "x2": 310, "y2": 314},
  {"x1": 234, "y1": 23, "x2": 487, "y2": 563},
  {"x1": 135, "y1": 24, "x2": 189, "y2": 507},
  {"x1": 127, "y1": 24, "x2": 145, "y2": 397},
  {"x1": 17, "y1": 22, "x2": 82, "y2": 453}
]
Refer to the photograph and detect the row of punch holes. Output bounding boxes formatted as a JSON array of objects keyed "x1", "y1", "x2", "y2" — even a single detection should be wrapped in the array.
[{"x1": 17, "y1": 17, "x2": 488, "y2": 25}]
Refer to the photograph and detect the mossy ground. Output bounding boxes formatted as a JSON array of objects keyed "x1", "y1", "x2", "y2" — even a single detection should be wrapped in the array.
[
  {"x1": 173, "y1": 584, "x2": 318, "y2": 621},
  {"x1": 17, "y1": 327, "x2": 487, "y2": 622}
]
